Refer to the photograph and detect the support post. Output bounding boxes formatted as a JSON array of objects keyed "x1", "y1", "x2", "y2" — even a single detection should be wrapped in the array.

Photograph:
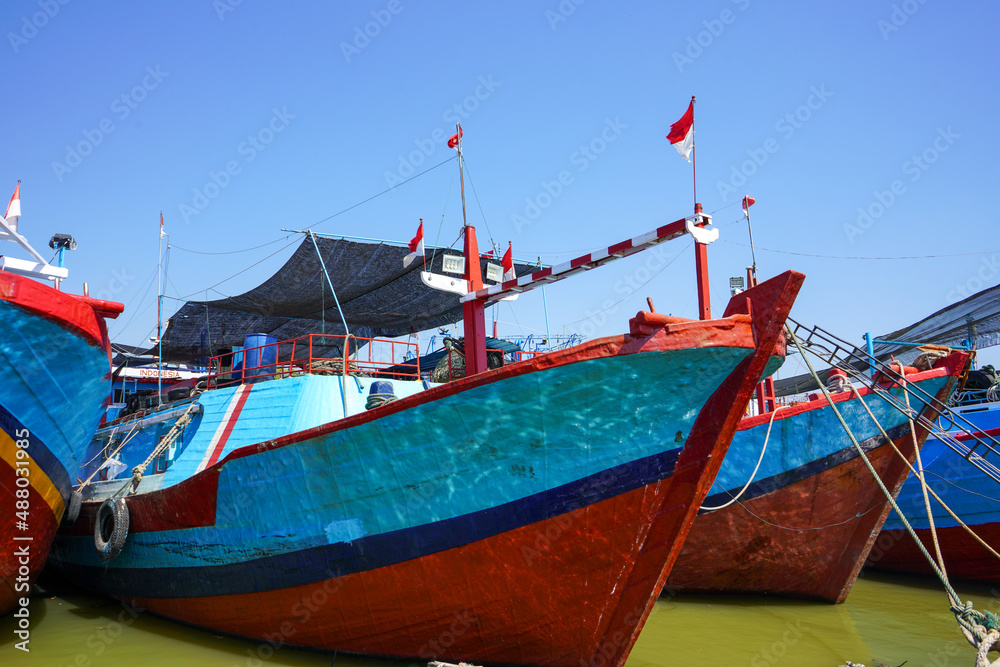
[
  {"x1": 463, "y1": 225, "x2": 489, "y2": 375},
  {"x1": 693, "y1": 202, "x2": 711, "y2": 320},
  {"x1": 865, "y1": 332, "x2": 876, "y2": 379}
]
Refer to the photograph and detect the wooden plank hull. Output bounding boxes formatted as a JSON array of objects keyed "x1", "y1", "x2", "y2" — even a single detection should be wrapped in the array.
[
  {"x1": 668, "y1": 353, "x2": 968, "y2": 603},
  {"x1": 0, "y1": 271, "x2": 118, "y2": 616},
  {"x1": 867, "y1": 411, "x2": 1000, "y2": 584},
  {"x1": 48, "y1": 272, "x2": 804, "y2": 667}
]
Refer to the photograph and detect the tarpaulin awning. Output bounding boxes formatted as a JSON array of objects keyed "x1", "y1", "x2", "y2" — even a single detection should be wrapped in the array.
[{"x1": 157, "y1": 235, "x2": 539, "y2": 363}]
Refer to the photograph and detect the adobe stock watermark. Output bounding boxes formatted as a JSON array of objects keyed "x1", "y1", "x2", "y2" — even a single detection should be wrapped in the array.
[
  {"x1": 567, "y1": 244, "x2": 675, "y2": 339},
  {"x1": 672, "y1": 0, "x2": 752, "y2": 72},
  {"x1": 383, "y1": 75, "x2": 501, "y2": 187},
  {"x1": 51, "y1": 66, "x2": 169, "y2": 183},
  {"x1": 749, "y1": 619, "x2": 804, "y2": 667},
  {"x1": 213, "y1": 0, "x2": 244, "y2": 20},
  {"x1": 92, "y1": 266, "x2": 136, "y2": 303},
  {"x1": 878, "y1": 0, "x2": 930, "y2": 40},
  {"x1": 946, "y1": 254, "x2": 1000, "y2": 303},
  {"x1": 715, "y1": 84, "x2": 832, "y2": 201},
  {"x1": 511, "y1": 116, "x2": 627, "y2": 233},
  {"x1": 843, "y1": 126, "x2": 958, "y2": 244},
  {"x1": 340, "y1": 0, "x2": 406, "y2": 63},
  {"x1": 178, "y1": 107, "x2": 295, "y2": 224},
  {"x1": 7, "y1": 0, "x2": 71, "y2": 53},
  {"x1": 545, "y1": 0, "x2": 586, "y2": 30}
]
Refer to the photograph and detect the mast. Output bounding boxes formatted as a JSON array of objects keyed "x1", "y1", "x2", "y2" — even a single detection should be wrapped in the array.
[
  {"x1": 157, "y1": 212, "x2": 164, "y2": 405},
  {"x1": 693, "y1": 201, "x2": 710, "y2": 320},
  {"x1": 687, "y1": 97, "x2": 710, "y2": 321},
  {"x1": 455, "y1": 123, "x2": 489, "y2": 375}
]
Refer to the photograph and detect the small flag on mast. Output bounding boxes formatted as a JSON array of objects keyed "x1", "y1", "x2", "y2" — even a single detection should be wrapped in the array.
[
  {"x1": 447, "y1": 127, "x2": 463, "y2": 149},
  {"x1": 4, "y1": 183, "x2": 21, "y2": 232},
  {"x1": 742, "y1": 195, "x2": 756, "y2": 215},
  {"x1": 160, "y1": 211, "x2": 166, "y2": 237},
  {"x1": 667, "y1": 100, "x2": 695, "y2": 162},
  {"x1": 403, "y1": 219, "x2": 425, "y2": 267},
  {"x1": 501, "y1": 242, "x2": 516, "y2": 282}
]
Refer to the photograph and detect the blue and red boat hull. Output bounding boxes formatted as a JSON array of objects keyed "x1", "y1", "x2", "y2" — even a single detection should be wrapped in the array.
[
  {"x1": 0, "y1": 271, "x2": 120, "y2": 615},
  {"x1": 667, "y1": 352, "x2": 969, "y2": 603},
  {"x1": 867, "y1": 407, "x2": 1000, "y2": 584},
  {"x1": 49, "y1": 272, "x2": 803, "y2": 666}
]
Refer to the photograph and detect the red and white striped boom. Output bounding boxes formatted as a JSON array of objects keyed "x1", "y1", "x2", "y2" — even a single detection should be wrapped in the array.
[{"x1": 460, "y1": 212, "x2": 716, "y2": 305}]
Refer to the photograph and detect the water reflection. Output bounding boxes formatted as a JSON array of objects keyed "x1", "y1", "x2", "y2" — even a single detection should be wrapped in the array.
[{"x1": 1, "y1": 571, "x2": 996, "y2": 666}]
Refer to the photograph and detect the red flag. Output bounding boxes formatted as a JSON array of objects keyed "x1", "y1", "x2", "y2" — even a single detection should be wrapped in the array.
[
  {"x1": 742, "y1": 195, "x2": 756, "y2": 215},
  {"x1": 403, "y1": 219, "x2": 424, "y2": 267},
  {"x1": 666, "y1": 100, "x2": 695, "y2": 162},
  {"x1": 4, "y1": 183, "x2": 21, "y2": 231},
  {"x1": 501, "y1": 242, "x2": 515, "y2": 282},
  {"x1": 447, "y1": 127, "x2": 463, "y2": 149}
]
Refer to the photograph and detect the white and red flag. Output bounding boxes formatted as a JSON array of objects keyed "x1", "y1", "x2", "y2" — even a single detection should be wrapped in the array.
[
  {"x1": 447, "y1": 127, "x2": 463, "y2": 149},
  {"x1": 742, "y1": 194, "x2": 756, "y2": 215},
  {"x1": 4, "y1": 182, "x2": 21, "y2": 231},
  {"x1": 667, "y1": 100, "x2": 695, "y2": 162},
  {"x1": 501, "y1": 242, "x2": 516, "y2": 282},
  {"x1": 402, "y1": 219, "x2": 425, "y2": 267}
]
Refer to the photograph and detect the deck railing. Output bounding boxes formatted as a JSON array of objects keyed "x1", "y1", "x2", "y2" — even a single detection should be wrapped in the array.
[{"x1": 205, "y1": 333, "x2": 419, "y2": 390}]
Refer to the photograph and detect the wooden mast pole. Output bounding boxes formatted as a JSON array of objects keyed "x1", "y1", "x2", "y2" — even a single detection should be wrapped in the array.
[
  {"x1": 689, "y1": 96, "x2": 711, "y2": 320},
  {"x1": 456, "y1": 123, "x2": 488, "y2": 375}
]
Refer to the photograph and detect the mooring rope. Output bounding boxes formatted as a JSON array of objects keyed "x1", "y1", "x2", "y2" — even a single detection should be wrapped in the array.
[
  {"x1": 898, "y1": 361, "x2": 950, "y2": 580},
  {"x1": 843, "y1": 379, "x2": 1000, "y2": 564},
  {"x1": 701, "y1": 406, "x2": 783, "y2": 511},
  {"x1": 785, "y1": 325, "x2": 1000, "y2": 665},
  {"x1": 113, "y1": 400, "x2": 200, "y2": 498}
]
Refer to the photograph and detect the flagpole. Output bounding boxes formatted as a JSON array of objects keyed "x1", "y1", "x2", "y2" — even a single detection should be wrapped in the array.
[
  {"x1": 457, "y1": 123, "x2": 467, "y2": 230},
  {"x1": 745, "y1": 198, "x2": 758, "y2": 282},
  {"x1": 157, "y1": 212, "x2": 163, "y2": 406},
  {"x1": 420, "y1": 218, "x2": 427, "y2": 272},
  {"x1": 690, "y1": 95, "x2": 697, "y2": 210}
]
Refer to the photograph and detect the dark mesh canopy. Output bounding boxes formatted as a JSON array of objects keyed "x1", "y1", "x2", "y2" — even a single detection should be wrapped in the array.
[
  {"x1": 775, "y1": 282, "x2": 1000, "y2": 397},
  {"x1": 868, "y1": 283, "x2": 1000, "y2": 360},
  {"x1": 157, "y1": 236, "x2": 538, "y2": 363}
]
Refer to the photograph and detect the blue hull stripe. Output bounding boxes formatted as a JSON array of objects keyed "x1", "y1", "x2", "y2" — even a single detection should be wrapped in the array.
[
  {"x1": 49, "y1": 446, "x2": 682, "y2": 599},
  {"x1": 700, "y1": 422, "x2": 909, "y2": 510},
  {"x1": 0, "y1": 401, "x2": 71, "y2": 503}
]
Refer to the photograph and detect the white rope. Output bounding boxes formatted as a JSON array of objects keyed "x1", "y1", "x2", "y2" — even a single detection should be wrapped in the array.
[{"x1": 701, "y1": 406, "x2": 783, "y2": 511}]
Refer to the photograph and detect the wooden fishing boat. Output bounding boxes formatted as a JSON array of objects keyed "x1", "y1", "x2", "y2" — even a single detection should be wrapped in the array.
[
  {"x1": 866, "y1": 374, "x2": 1000, "y2": 584},
  {"x1": 0, "y1": 184, "x2": 122, "y2": 625},
  {"x1": 855, "y1": 283, "x2": 1000, "y2": 584},
  {"x1": 47, "y1": 195, "x2": 804, "y2": 665},
  {"x1": 667, "y1": 349, "x2": 969, "y2": 603}
]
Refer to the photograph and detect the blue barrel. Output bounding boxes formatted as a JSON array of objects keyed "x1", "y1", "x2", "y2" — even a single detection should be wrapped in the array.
[{"x1": 242, "y1": 333, "x2": 278, "y2": 383}]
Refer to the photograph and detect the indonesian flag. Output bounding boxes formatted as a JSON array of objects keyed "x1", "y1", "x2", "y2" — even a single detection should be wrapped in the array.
[
  {"x1": 448, "y1": 127, "x2": 463, "y2": 149},
  {"x1": 403, "y1": 219, "x2": 424, "y2": 267},
  {"x1": 501, "y1": 242, "x2": 516, "y2": 282},
  {"x1": 4, "y1": 183, "x2": 21, "y2": 232},
  {"x1": 742, "y1": 194, "x2": 756, "y2": 215},
  {"x1": 667, "y1": 100, "x2": 695, "y2": 162},
  {"x1": 160, "y1": 211, "x2": 166, "y2": 237}
]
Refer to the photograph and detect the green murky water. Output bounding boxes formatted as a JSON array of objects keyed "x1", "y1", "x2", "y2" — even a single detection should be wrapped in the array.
[{"x1": 1, "y1": 571, "x2": 995, "y2": 666}]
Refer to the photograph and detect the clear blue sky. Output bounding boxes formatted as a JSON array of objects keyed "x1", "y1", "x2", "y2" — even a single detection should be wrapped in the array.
[{"x1": 4, "y1": 0, "x2": 998, "y2": 371}]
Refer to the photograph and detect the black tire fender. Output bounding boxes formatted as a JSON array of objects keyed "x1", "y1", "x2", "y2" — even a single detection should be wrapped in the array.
[
  {"x1": 64, "y1": 489, "x2": 82, "y2": 525},
  {"x1": 94, "y1": 497, "x2": 130, "y2": 560}
]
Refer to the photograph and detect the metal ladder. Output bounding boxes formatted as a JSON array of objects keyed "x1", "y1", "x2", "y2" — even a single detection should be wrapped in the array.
[{"x1": 786, "y1": 317, "x2": 1000, "y2": 485}]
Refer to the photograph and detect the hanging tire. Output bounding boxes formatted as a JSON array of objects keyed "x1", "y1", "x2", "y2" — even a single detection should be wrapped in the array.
[
  {"x1": 94, "y1": 498, "x2": 130, "y2": 560},
  {"x1": 64, "y1": 489, "x2": 82, "y2": 525}
]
